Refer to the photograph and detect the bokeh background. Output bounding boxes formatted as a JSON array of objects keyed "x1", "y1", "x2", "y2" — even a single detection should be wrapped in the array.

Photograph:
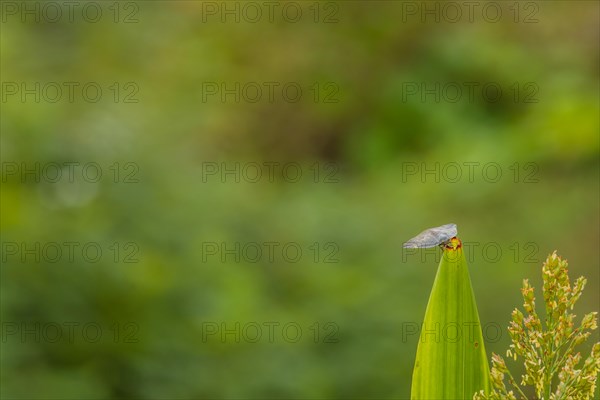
[{"x1": 1, "y1": 1, "x2": 599, "y2": 399}]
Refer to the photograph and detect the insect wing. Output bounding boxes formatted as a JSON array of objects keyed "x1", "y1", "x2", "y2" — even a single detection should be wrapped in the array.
[{"x1": 403, "y1": 223, "x2": 457, "y2": 248}]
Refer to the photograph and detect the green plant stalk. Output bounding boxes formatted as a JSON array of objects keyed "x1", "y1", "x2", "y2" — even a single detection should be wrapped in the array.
[{"x1": 411, "y1": 238, "x2": 491, "y2": 399}]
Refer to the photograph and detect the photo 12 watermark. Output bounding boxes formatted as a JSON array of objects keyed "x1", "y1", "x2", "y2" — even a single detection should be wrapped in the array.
[
  {"x1": 399, "y1": 1, "x2": 540, "y2": 24},
  {"x1": 199, "y1": 1, "x2": 340, "y2": 24},
  {"x1": 1, "y1": 162, "x2": 140, "y2": 184},
  {"x1": 200, "y1": 241, "x2": 340, "y2": 264},
  {"x1": 1, "y1": 82, "x2": 140, "y2": 103},
  {"x1": 1, "y1": 1, "x2": 140, "y2": 24},
  {"x1": 1, "y1": 241, "x2": 141, "y2": 264},
  {"x1": 400, "y1": 321, "x2": 502, "y2": 344},
  {"x1": 402, "y1": 241, "x2": 540, "y2": 264},
  {"x1": 200, "y1": 162, "x2": 340, "y2": 184},
  {"x1": 2, "y1": 321, "x2": 140, "y2": 343},
  {"x1": 201, "y1": 321, "x2": 339, "y2": 344},
  {"x1": 401, "y1": 82, "x2": 539, "y2": 104},
  {"x1": 199, "y1": 82, "x2": 339, "y2": 104},
  {"x1": 399, "y1": 162, "x2": 540, "y2": 184}
]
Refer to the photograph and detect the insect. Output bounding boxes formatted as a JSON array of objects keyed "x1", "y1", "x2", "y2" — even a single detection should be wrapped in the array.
[{"x1": 403, "y1": 223, "x2": 458, "y2": 248}]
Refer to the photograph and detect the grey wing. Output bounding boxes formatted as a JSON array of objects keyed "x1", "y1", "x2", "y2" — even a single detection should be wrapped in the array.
[
  {"x1": 433, "y1": 223, "x2": 457, "y2": 243},
  {"x1": 403, "y1": 229, "x2": 441, "y2": 248},
  {"x1": 403, "y1": 223, "x2": 457, "y2": 248}
]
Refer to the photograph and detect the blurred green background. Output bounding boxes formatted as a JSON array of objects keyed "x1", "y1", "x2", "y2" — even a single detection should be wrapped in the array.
[{"x1": 1, "y1": 1, "x2": 599, "y2": 399}]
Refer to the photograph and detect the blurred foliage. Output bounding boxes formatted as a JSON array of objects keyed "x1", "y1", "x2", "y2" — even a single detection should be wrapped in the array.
[{"x1": 1, "y1": 1, "x2": 599, "y2": 399}]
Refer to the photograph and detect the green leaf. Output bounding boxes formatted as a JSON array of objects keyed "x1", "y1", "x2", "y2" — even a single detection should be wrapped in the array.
[{"x1": 411, "y1": 238, "x2": 491, "y2": 399}]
